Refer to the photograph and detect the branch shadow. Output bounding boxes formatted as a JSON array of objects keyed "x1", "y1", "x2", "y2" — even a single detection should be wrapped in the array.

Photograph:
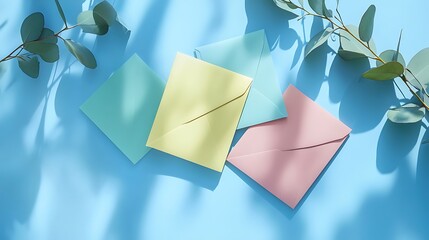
[
  {"x1": 244, "y1": 0, "x2": 300, "y2": 53},
  {"x1": 295, "y1": 17, "x2": 332, "y2": 99}
]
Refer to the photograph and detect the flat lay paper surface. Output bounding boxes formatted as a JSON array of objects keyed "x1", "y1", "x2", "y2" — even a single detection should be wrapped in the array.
[
  {"x1": 195, "y1": 30, "x2": 287, "y2": 129},
  {"x1": 1, "y1": 0, "x2": 429, "y2": 239},
  {"x1": 228, "y1": 85, "x2": 351, "y2": 208},
  {"x1": 81, "y1": 54, "x2": 165, "y2": 164},
  {"x1": 147, "y1": 53, "x2": 251, "y2": 172}
]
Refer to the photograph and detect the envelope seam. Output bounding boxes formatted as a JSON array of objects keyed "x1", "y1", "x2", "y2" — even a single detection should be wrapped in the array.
[
  {"x1": 182, "y1": 83, "x2": 252, "y2": 125},
  {"x1": 228, "y1": 135, "x2": 348, "y2": 159}
]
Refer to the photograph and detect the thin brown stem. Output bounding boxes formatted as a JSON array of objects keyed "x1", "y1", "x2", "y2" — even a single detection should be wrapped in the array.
[
  {"x1": 401, "y1": 75, "x2": 429, "y2": 110},
  {"x1": 0, "y1": 44, "x2": 24, "y2": 63},
  {"x1": 294, "y1": 3, "x2": 384, "y2": 64},
  {"x1": 0, "y1": 24, "x2": 78, "y2": 64}
]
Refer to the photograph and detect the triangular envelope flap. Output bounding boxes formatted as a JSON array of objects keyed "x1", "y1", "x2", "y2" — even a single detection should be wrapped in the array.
[
  {"x1": 238, "y1": 87, "x2": 286, "y2": 128},
  {"x1": 251, "y1": 35, "x2": 287, "y2": 116},
  {"x1": 150, "y1": 53, "x2": 251, "y2": 141},
  {"x1": 229, "y1": 85, "x2": 351, "y2": 158},
  {"x1": 195, "y1": 30, "x2": 265, "y2": 80}
]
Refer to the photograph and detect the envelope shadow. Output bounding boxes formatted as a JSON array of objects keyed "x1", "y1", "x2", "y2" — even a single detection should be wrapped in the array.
[{"x1": 140, "y1": 149, "x2": 222, "y2": 191}]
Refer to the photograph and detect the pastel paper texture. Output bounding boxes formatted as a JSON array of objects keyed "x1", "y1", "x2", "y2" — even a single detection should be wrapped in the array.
[
  {"x1": 195, "y1": 29, "x2": 287, "y2": 129},
  {"x1": 147, "y1": 53, "x2": 252, "y2": 172},
  {"x1": 81, "y1": 54, "x2": 165, "y2": 164},
  {"x1": 228, "y1": 85, "x2": 351, "y2": 208}
]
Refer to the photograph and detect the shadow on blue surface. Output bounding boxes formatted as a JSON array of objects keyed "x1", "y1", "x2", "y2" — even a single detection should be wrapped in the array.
[
  {"x1": 377, "y1": 121, "x2": 421, "y2": 173},
  {"x1": 0, "y1": 1, "x2": 88, "y2": 238},
  {"x1": 333, "y1": 147, "x2": 429, "y2": 240},
  {"x1": 244, "y1": 0, "x2": 302, "y2": 70}
]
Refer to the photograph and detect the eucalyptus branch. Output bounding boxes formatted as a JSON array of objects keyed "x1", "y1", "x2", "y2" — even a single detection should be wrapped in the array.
[
  {"x1": 0, "y1": 0, "x2": 126, "y2": 78},
  {"x1": 275, "y1": 0, "x2": 429, "y2": 124}
]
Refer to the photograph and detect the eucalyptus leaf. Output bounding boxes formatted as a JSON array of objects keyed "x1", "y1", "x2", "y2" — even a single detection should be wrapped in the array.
[
  {"x1": 358, "y1": 5, "x2": 376, "y2": 42},
  {"x1": 55, "y1": 0, "x2": 67, "y2": 26},
  {"x1": 24, "y1": 42, "x2": 59, "y2": 63},
  {"x1": 93, "y1": 1, "x2": 117, "y2": 25},
  {"x1": 339, "y1": 25, "x2": 377, "y2": 59},
  {"x1": 387, "y1": 103, "x2": 425, "y2": 124},
  {"x1": 77, "y1": 10, "x2": 108, "y2": 35},
  {"x1": 304, "y1": 27, "x2": 333, "y2": 57},
  {"x1": 405, "y1": 48, "x2": 429, "y2": 89},
  {"x1": 18, "y1": 56, "x2": 39, "y2": 78},
  {"x1": 322, "y1": 0, "x2": 332, "y2": 18},
  {"x1": 376, "y1": 50, "x2": 405, "y2": 67},
  {"x1": 273, "y1": 0, "x2": 299, "y2": 17},
  {"x1": 20, "y1": 12, "x2": 44, "y2": 43},
  {"x1": 298, "y1": 0, "x2": 304, "y2": 6},
  {"x1": 308, "y1": 0, "x2": 324, "y2": 15},
  {"x1": 63, "y1": 39, "x2": 97, "y2": 69},
  {"x1": 362, "y1": 61, "x2": 404, "y2": 80},
  {"x1": 338, "y1": 47, "x2": 367, "y2": 60},
  {"x1": 38, "y1": 28, "x2": 58, "y2": 44},
  {"x1": 394, "y1": 30, "x2": 402, "y2": 62}
]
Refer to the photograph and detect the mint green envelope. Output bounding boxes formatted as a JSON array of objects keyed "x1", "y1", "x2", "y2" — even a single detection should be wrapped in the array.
[
  {"x1": 195, "y1": 30, "x2": 287, "y2": 129},
  {"x1": 81, "y1": 54, "x2": 165, "y2": 164}
]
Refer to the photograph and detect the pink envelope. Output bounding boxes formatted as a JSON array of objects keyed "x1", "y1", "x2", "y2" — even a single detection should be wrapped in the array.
[{"x1": 228, "y1": 85, "x2": 351, "y2": 209}]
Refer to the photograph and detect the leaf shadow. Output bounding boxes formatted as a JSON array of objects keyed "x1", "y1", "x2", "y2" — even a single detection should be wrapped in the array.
[
  {"x1": 295, "y1": 17, "x2": 333, "y2": 100},
  {"x1": 376, "y1": 121, "x2": 421, "y2": 173},
  {"x1": 244, "y1": 0, "x2": 300, "y2": 53}
]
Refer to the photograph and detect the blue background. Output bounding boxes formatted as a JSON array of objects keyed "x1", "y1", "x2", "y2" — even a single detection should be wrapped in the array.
[{"x1": 1, "y1": 0, "x2": 428, "y2": 239}]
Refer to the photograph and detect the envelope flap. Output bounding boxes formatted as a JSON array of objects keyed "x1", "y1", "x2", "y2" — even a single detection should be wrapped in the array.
[
  {"x1": 229, "y1": 85, "x2": 351, "y2": 158},
  {"x1": 195, "y1": 30, "x2": 265, "y2": 80},
  {"x1": 149, "y1": 53, "x2": 252, "y2": 142}
]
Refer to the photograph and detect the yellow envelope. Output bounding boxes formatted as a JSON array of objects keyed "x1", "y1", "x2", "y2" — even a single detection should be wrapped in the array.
[{"x1": 147, "y1": 53, "x2": 252, "y2": 172}]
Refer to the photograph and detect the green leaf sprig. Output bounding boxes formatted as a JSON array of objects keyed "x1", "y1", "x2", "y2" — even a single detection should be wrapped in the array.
[
  {"x1": 0, "y1": 0, "x2": 125, "y2": 78},
  {"x1": 274, "y1": 0, "x2": 429, "y2": 133}
]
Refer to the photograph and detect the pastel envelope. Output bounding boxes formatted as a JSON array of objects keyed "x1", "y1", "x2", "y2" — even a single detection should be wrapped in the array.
[
  {"x1": 228, "y1": 85, "x2": 351, "y2": 208},
  {"x1": 195, "y1": 29, "x2": 287, "y2": 129},
  {"x1": 81, "y1": 54, "x2": 165, "y2": 164},
  {"x1": 147, "y1": 53, "x2": 252, "y2": 172}
]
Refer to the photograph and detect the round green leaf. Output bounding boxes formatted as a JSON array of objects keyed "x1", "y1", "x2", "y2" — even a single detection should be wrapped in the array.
[
  {"x1": 405, "y1": 48, "x2": 429, "y2": 88},
  {"x1": 358, "y1": 5, "x2": 376, "y2": 42},
  {"x1": 55, "y1": 0, "x2": 67, "y2": 26},
  {"x1": 18, "y1": 56, "x2": 39, "y2": 78},
  {"x1": 63, "y1": 39, "x2": 97, "y2": 69},
  {"x1": 93, "y1": 1, "x2": 117, "y2": 25},
  {"x1": 362, "y1": 61, "x2": 404, "y2": 80},
  {"x1": 387, "y1": 103, "x2": 425, "y2": 124},
  {"x1": 20, "y1": 12, "x2": 44, "y2": 43},
  {"x1": 24, "y1": 42, "x2": 59, "y2": 63},
  {"x1": 339, "y1": 25, "x2": 377, "y2": 59},
  {"x1": 376, "y1": 50, "x2": 405, "y2": 67},
  {"x1": 77, "y1": 11, "x2": 108, "y2": 35},
  {"x1": 304, "y1": 27, "x2": 333, "y2": 57},
  {"x1": 338, "y1": 47, "x2": 367, "y2": 60},
  {"x1": 38, "y1": 28, "x2": 58, "y2": 44}
]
